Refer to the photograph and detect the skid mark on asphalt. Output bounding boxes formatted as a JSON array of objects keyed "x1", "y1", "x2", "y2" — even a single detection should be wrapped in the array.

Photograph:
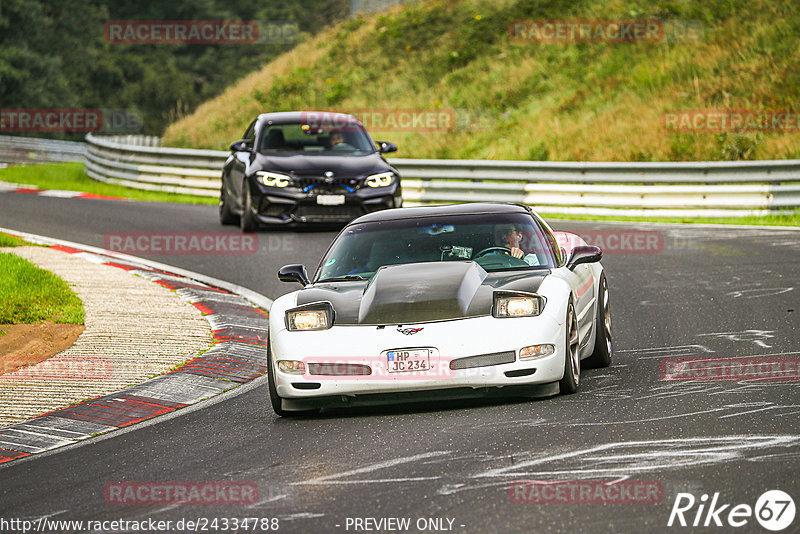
[
  {"x1": 293, "y1": 451, "x2": 451, "y2": 486},
  {"x1": 716, "y1": 402, "x2": 800, "y2": 419},
  {"x1": 697, "y1": 330, "x2": 775, "y2": 348},
  {"x1": 617, "y1": 344, "x2": 714, "y2": 360},
  {"x1": 434, "y1": 435, "x2": 800, "y2": 496},
  {"x1": 726, "y1": 287, "x2": 794, "y2": 298},
  {"x1": 475, "y1": 435, "x2": 800, "y2": 477},
  {"x1": 469, "y1": 403, "x2": 798, "y2": 429}
]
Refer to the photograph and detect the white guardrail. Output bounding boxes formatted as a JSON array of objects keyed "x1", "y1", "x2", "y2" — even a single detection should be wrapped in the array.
[
  {"x1": 25, "y1": 133, "x2": 800, "y2": 217},
  {"x1": 0, "y1": 135, "x2": 86, "y2": 166}
]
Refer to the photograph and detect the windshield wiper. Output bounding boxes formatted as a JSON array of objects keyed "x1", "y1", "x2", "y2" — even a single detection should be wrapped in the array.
[{"x1": 316, "y1": 275, "x2": 366, "y2": 283}]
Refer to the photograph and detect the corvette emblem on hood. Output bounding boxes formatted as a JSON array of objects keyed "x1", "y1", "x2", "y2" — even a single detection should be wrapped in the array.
[{"x1": 398, "y1": 326, "x2": 424, "y2": 335}]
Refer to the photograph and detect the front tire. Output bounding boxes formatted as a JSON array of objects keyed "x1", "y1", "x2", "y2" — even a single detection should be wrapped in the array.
[
  {"x1": 559, "y1": 300, "x2": 580, "y2": 394},
  {"x1": 219, "y1": 185, "x2": 239, "y2": 226},
  {"x1": 240, "y1": 182, "x2": 258, "y2": 232},
  {"x1": 585, "y1": 274, "x2": 612, "y2": 368},
  {"x1": 268, "y1": 342, "x2": 291, "y2": 417},
  {"x1": 267, "y1": 342, "x2": 317, "y2": 417}
]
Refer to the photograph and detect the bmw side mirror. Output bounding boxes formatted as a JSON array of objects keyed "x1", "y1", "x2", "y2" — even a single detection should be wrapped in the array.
[
  {"x1": 566, "y1": 245, "x2": 602, "y2": 270},
  {"x1": 230, "y1": 139, "x2": 252, "y2": 152},
  {"x1": 377, "y1": 141, "x2": 397, "y2": 154},
  {"x1": 278, "y1": 264, "x2": 310, "y2": 286}
]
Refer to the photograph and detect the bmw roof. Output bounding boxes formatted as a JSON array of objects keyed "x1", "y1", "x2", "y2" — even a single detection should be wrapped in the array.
[
  {"x1": 256, "y1": 111, "x2": 361, "y2": 125},
  {"x1": 349, "y1": 202, "x2": 532, "y2": 224}
]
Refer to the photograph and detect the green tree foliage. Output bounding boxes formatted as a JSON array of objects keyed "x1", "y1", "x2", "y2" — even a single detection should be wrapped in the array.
[{"x1": 0, "y1": 0, "x2": 349, "y2": 136}]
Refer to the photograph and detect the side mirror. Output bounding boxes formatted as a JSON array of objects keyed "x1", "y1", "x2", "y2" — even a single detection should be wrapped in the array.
[
  {"x1": 377, "y1": 141, "x2": 397, "y2": 154},
  {"x1": 230, "y1": 139, "x2": 252, "y2": 152},
  {"x1": 278, "y1": 264, "x2": 310, "y2": 286},
  {"x1": 566, "y1": 245, "x2": 602, "y2": 270}
]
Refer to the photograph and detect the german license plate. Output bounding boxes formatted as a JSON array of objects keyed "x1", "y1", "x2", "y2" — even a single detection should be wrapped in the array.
[
  {"x1": 386, "y1": 348, "x2": 431, "y2": 373},
  {"x1": 316, "y1": 194, "x2": 345, "y2": 206}
]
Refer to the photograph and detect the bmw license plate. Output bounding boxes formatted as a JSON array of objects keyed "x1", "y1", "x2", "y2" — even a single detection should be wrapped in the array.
[
  {"x1": 316, "y1": 194, "x2": 345, "y2": 206},
  {"x1": 387, "y1": 348, "x2": 431, "y2": 372}
]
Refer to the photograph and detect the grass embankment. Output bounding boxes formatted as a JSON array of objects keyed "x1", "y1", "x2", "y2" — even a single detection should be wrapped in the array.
[
  {"x1": 0, "y1": 251, "x2": 85, "y2": 327},
  {"x1": 163, "y1": 0, "x2": 800, "y2": 162},
  {"x1": 0, "y1": 162, "x2": 216, "y2": 205}
]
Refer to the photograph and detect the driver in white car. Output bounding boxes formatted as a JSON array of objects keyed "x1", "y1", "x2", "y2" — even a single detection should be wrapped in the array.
[{"x1": 494, "y1": 224, "x2": 541, "y2": 266}]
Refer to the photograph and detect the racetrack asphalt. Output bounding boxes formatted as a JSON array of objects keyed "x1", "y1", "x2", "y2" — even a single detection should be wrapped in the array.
[{"x1": 1, "y1": 193, "x2": 799, "y2": 534}]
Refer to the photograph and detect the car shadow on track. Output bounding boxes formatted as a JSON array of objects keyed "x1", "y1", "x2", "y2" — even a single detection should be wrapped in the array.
[{"x1": 264, "y1": 394, "x2": 561, "y2": 422}]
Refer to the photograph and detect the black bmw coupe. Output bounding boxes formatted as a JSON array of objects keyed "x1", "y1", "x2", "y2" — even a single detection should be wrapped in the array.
[{"x1": 220, "y1": 111, "x2": 402, "y2": 230}]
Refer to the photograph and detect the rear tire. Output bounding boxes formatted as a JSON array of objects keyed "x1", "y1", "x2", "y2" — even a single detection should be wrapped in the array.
[
  {"x1": 585, "y1": 274, "x2": 612, "y2": 368},
  {"x1": 240, "y1": 182, "x2": 258, "y2": 232},
  {"x1": 219, "y1": 185, "x2": 239, "y2": 226},
  {"x1": 559, "y1": 300, "x2": 580, "y2": 394}
]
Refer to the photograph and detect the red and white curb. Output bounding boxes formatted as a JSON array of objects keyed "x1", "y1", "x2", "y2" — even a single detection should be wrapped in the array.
[
  {"x1": 0, "y1": 182, "x2": 127, "y2": 201},
  {"x1": 0, "y1": 228, "x2": 272, "y2": 466}
]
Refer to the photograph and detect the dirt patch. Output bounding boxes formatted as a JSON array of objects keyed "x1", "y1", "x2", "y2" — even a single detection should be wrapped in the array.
[{"x1": 0, "y1": 321, "x2": 84, "y2": 375}]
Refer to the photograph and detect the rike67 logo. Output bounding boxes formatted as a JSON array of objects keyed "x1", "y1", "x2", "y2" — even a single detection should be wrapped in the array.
[{"x1": 668, "y1": 490, "x2": 795, "y2": 531}]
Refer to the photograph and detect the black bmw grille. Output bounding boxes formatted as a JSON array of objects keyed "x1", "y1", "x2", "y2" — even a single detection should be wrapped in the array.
[
  {"x1": 449, "y1": 351, "x2": 516, "y2": 370},
  {"x1": 294, "y1": 205, "x2": 364, "y2": 221},
  {"x1": 294, "y1": 176, "x2": 360, "y2": 193}
]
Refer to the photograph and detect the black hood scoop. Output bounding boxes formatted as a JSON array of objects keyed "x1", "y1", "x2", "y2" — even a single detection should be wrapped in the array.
[
  {"x1": 357, "y1": 262, "x2": 488, "y2": 324},
  {"x1": 295, "y1": 261, "x2": 548, "y2": 326}
]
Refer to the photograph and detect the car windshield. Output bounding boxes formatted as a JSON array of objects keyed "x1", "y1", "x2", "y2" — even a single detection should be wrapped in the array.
[
  {"x1": 316, "y1": 213, "x2": 557, "y2": 281},
  {"x1": 259, "y1": 122, "x2": 376, "y2": 155}
]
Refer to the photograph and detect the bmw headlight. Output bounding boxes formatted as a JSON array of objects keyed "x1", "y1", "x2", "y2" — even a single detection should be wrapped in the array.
[
  {"x1": 256, "y1": 171, "x2": 291, "y2": 187},
  {"x1": 285, "y1": 302, "x2": 334, "y2": 331},
  {"x1": 493, "y1": 291, "x2": 545, "y2": 318},
  {"x1": 365, "y1": 171, "x2": 395, "y2": 188}
]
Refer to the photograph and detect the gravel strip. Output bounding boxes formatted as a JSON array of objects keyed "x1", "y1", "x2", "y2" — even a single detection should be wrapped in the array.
[{"x1": 0, "y1": 246, "x2": 213, "y2": 427}]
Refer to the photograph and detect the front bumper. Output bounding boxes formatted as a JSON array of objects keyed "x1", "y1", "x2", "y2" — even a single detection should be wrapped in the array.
[
  {"x1": 249, "y1": 180, "x2": 401, "y2": 224},
  {"x1": 270, "y1": 314, "x2": 566, "y2": 408}
]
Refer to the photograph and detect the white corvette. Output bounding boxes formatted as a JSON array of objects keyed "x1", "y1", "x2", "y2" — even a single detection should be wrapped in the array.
[{"x1": 267, "y1": 203, "x2": 612, "y2": 416}]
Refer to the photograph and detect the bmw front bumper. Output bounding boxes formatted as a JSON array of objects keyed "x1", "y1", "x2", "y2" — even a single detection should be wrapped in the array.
[{"x1": 248, "y1": 180, "x2": 401, "y2": 224}]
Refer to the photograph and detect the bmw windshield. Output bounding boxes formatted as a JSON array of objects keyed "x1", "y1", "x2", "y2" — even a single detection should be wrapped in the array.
[
  {"x1": 259, "y1": 122, "x2": 376, "y2": 155},
  {"x1": 316, "y1": 213, "x2": 558, "y2": 282}
]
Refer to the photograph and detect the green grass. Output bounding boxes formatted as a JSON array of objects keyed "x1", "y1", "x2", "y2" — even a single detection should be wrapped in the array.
[
  {"x1": 0, "y1": 162, "x2": 216, "y2": 205},
  {"x1": 0, "y1": 252, "x2": 85, "y2": 324},
  {"x1": 0, "y1": 233, "x2": 28, "y2": 247},
  {"x1": 163, "y1": 0, "x2": 800, "y2": 162},
  {"x1": 543, "y1": 209, "x2": 800, "y2": 227}
]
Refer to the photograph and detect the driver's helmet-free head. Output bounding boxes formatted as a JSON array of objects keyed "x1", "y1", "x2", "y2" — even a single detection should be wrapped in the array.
[
  {"x1": 329, "y1": 129, "x2": 344, "y2": 143},
  {"x1": 495, "y1": 223, "x2": 524, "y2": 247}
]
